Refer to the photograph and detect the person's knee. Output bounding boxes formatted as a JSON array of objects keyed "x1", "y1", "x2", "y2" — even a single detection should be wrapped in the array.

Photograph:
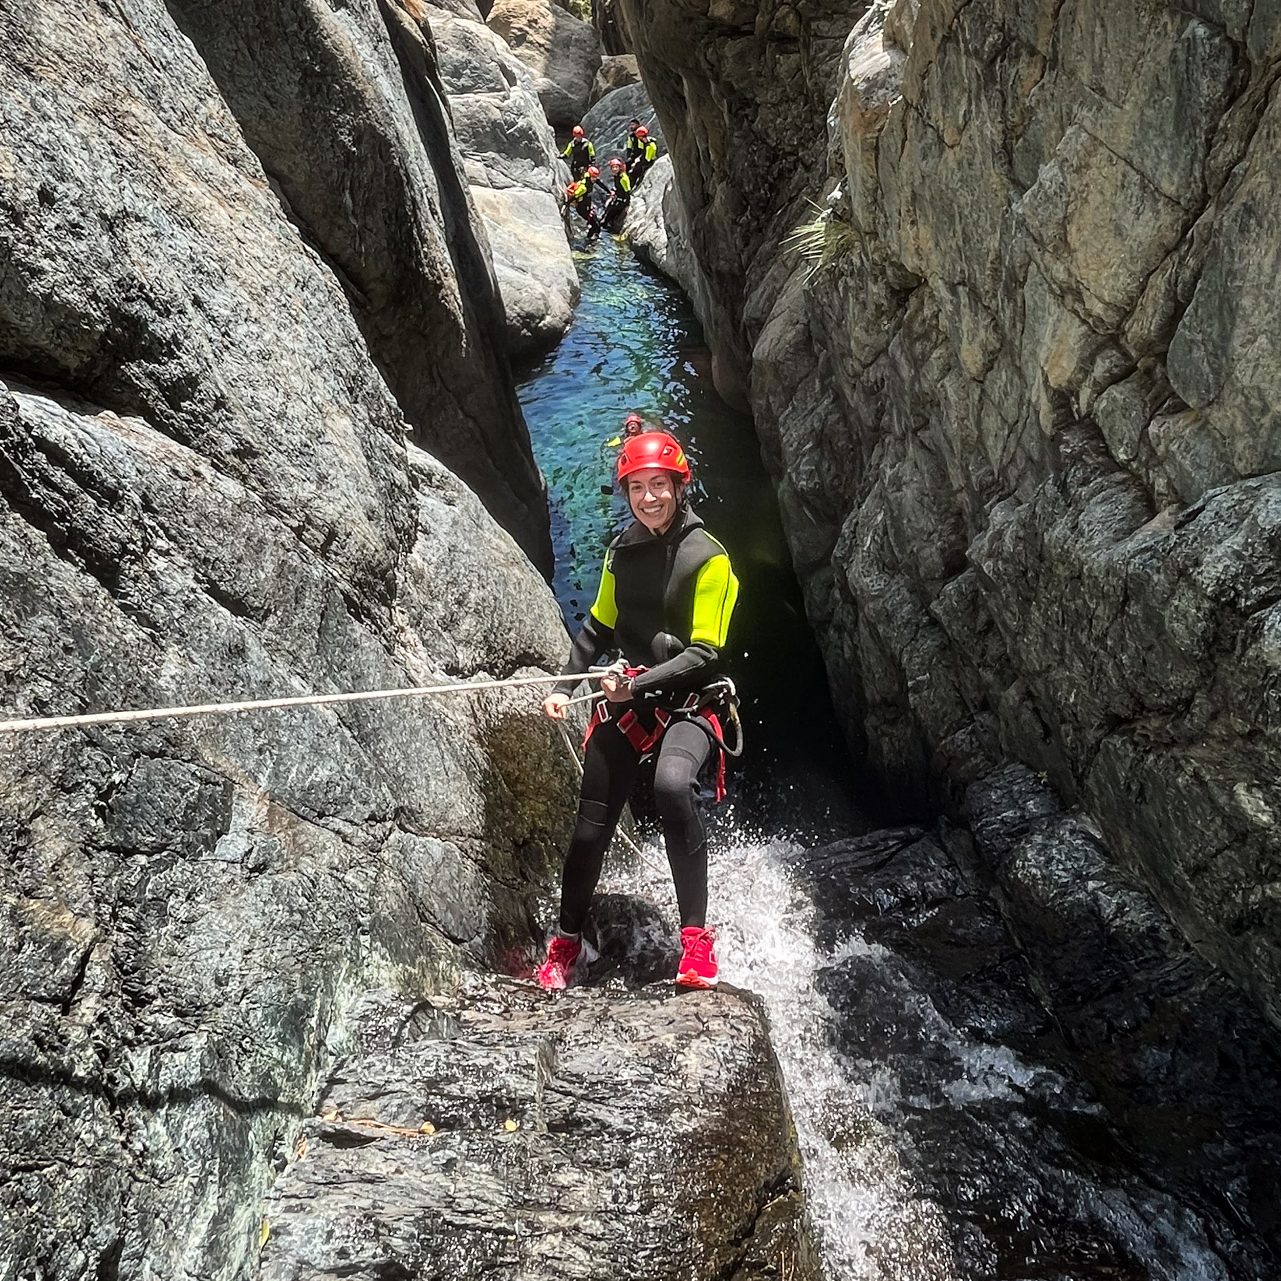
[
  {"x1": 574, "y1": 795, "x2": 611, "y2": 836},
  {"x1": 654, "y1": 755, "x2": 699, "y2": 822}
]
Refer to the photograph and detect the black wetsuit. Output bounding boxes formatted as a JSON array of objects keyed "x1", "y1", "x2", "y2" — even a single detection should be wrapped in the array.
[{"x1": 553, "y1": 505, "x2": 740, "y2": 933}]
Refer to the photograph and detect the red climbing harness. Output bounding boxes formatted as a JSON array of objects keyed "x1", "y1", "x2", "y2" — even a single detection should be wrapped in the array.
[{"x1": 582, "y1": 669, "x2": 731, "y2": 802}]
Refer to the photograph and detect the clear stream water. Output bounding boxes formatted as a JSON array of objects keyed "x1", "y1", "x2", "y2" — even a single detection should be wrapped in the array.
[{"x1": 516, "y1": 240, "x2": 1271, "y2": 1280}]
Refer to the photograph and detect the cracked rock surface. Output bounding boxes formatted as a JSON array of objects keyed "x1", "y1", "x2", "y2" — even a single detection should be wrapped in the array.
[
  {"x1": 620, "y1": 0, "x2": 1281, "y2": 1031},
  {"x1": 0, "y1": 2, "x2": 575, "y2": 1277},
  {"x1": 260, "y1": 969, "x2": 817, "y2": 1281}
]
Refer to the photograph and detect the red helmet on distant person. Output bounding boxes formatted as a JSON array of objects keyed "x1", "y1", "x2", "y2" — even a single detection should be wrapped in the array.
[
  {"x1": 635, "y1": 126, "x2": 649, "y2": 138},
  {"x1": 572, "y1": 125, "x2": 585, "y2": 138},
  {"x1": 616, "y1": 431, "x2": 691, "y2": 484},
  {"x1": 609, "y1": 157, "x2": 625, "y2": 170},
  {"x1": 623, "y1": 412, "x2": 645, "y2": 435},
  {"x1": 586, "y1": 165, "x2": 600, "y2": 178}
]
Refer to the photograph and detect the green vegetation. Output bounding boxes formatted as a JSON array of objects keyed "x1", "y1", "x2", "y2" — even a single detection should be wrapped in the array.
[{"x1": 783, "y1": 202, "x2": 860, "y2": 280}]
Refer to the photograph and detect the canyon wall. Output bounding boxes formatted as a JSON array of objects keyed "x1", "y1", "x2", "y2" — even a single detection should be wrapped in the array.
[
  {"x1": 0, "y1": 3, "x2": 574, "y2": 1275},
  {"x1": 619, "y1": 0, "x2": 1281, "y2": 1030}
]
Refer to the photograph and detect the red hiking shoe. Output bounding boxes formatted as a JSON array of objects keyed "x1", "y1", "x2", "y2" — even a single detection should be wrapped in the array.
[
  {"x1": 536, "y1": 934, "x2": 582, "y2": 991},
  {"x1": 676, "y1": 926, "x2": 719, "y2": 989}
]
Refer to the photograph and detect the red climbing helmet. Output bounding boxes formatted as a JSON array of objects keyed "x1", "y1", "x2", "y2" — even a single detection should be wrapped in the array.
[
  {"x1": 586, "y1": 165, "x2": 600, "y2": 178},
  {"x1": 572, "y1": 125, "x2": 585, "y2": 138},
  {"x1": 635, "y1": 126, "x2": 649, "y2": 138},
  {"x1": 623, "y1": 412, "x2": 645, "y2": 435},
  {"x1": 609, "y1": 157, "x2": 625, "y2": 171},
  {"x1": 616, "y1": 431, "x2": 691, "y2": 484}
]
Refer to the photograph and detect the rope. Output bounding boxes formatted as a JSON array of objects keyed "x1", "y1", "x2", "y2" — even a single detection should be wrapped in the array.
[
  {"x1": 0, "y1": 669, "x2": 613, "y2": 737},
  {"x1": 553, "y1": 719, "x2": 664, "y2": 875}
]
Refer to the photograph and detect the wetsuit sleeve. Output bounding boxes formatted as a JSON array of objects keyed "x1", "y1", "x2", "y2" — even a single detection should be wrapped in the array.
[
  {"x1": 629, "y1": 554, "x2": 740, "y2": 698},
  {"x1": 553, "y1": 553, "x2": 620, "y2": 696}
]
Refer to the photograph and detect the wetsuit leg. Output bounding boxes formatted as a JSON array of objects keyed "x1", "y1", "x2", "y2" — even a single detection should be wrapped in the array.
[
  {"x1": 652, "y1": 718, "x2": 714, "y2": 928},
  {"x1": 558, "y1": 718, "x2": 639, "y2": 934}
]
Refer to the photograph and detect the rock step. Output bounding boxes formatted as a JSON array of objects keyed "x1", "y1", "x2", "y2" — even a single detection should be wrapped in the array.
[{"x1": 260, "y1": 979, "x2": 818, "y2": 1281}]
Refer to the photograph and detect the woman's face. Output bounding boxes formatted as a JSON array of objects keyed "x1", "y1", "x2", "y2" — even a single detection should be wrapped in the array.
[{"x1": 627, "y1": 467, "x2": 680, "y2": 534}]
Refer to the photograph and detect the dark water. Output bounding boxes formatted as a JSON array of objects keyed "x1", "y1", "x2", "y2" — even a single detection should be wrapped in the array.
[{"x1": 517, "y1": 237, "x2": 858, "y2": 836}]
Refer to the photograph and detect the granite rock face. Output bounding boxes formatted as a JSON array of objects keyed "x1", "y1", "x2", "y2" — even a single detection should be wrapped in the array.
[
  {"x1": 162, "y1": 0, "x2": 552, "y2": 566},
  {"x1": 623, "y1": 0, "x2": 1281, "y2": 1031},
  {"x1": 0, "y1": 3, "x2": 576, "y2": 1278},
  {"x1": 260, "y1": 967, "x2": 818, "y2": 1281},
  {"x1": 589, "y1": 52, "x2": 641, "y2": 105},
  {"x1": 427, "y1": 0, "x2": 581, "y2": 355},
  {"x1": 624, "y1": 156, "x2": 702, "y2": 304},
  {"x1": 795, "y1": 766, "x2": 1281, "y2": 1278},
  {"x1": 580, "y1": 81, "x2": 664, "y2": 158},
  {"x1": 488, "y1": 0, "x2": 604, "y2": 128}
]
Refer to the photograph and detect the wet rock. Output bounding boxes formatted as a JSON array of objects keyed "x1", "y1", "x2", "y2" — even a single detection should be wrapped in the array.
[
  {"x1": 589, "y1": 53, "x2": 641, "y2": 105},
  {"x1": 260, "y1": 971, "x2": 819, "y2": 1280},
  {"x1": 488, "y1": 0, "x2": 604, "y2": 128},
  {"x1": 621, "y1": 0, "x2": 1281, "y2": 1032},
  {"x1": 624, "y1": 156, "x2": 702, "y2": 305},
  {"x1": 428, "y1": 1, "x2": 581, "y2": 355},
  {"x1": 581, "y1": 81, "x2": 663, "y2": 157},
  {"x1": 0, "y1": 3, "x2": 577, "y2": 1278},
  {"x1": 163, "y1": 0, "x2": 551, "y2": 567},
  {"x1": 793, "y1": 783, "x2": 1281, "y2": 1278}
]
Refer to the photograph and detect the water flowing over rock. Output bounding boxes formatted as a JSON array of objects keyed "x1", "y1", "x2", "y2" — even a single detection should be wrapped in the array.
[
  {"x1": 426, "y1": 0, "x2": 581, "y2": 355},
  {"x1": 793, "y1": 765, "x2": 1281, "y2": 1276},
  {"x1": 620, "y1": 0, "x2": 1281, "y2": 1035},
  {"x1": 487, "y1": 0, "x2": 604, "y2": 128},
  {"x1": 0, "y1": 2, "x2": 575, "y2": 1275}
]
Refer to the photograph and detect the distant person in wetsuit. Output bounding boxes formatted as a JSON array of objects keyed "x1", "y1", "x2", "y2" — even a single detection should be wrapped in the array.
[
  {"x1": 624, "y1": 119, "x2": 644, "y2": 171},
  {"x1": 601, "y1": 157, "x2": 632, "y2": 232},
  {"x1": 562, "y1": 125, "x2": 596, "y2": 180},
  {"x1": 538, "y1": 432, "x2": 741, "y2": 993},
  {"x1": 627, "y1": 126, "x2": 658, "y2": 187},
  {"x1": 564, "y1": 165, "x2": 601, "y2": 239}
]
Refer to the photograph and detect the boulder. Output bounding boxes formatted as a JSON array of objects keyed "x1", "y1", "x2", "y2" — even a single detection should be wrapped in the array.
[
  {"x1": 428, "y1": 2, "x2": 580, "y2": 355},
  {"x1": 624, "y1": 156, "x2": 700, "y2": 304},
  {"x1": 581, "y1": 81, "x2": 662, "y2": 158},
  {"x1": 163, "y1": 0, "x2": 551, "y2": 568},
  {"x1": 589, "y1": 52, "x2": 640, "y2": 105},
  {"x1": 487, "y1": 0, "x2": 603, "y2": 128},
  {"x1": 259, "y1": 973, "x2": 818, "y2": 1280},
  {"x1": 0, "y1": 3, "x2": 576, "y2": 1279}
]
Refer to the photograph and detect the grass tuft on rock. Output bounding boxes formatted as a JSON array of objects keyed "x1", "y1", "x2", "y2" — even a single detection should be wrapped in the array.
[{"x1": 783, "y1": 202, "x2": 860, "y2": 279}]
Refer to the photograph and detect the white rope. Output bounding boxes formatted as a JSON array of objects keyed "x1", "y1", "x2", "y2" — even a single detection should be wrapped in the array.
[
  {"x1": 553, "y1": 718, "x2": 662, "y2": 874},
  {"x1": 0, "y1": 669, "x2": 613, "y2": 736}
]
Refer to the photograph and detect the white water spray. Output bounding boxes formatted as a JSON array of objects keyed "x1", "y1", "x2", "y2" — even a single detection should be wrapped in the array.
[{"x1": 601, "y1": 823, "x2": 964, "y2": 1281}]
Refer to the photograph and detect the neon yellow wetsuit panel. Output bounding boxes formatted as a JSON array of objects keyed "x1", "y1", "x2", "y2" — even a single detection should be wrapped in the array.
[
  {"x1": 689, "y1": 554, "x2": 739, "y2": 648},
  {"x1": 590, "y1": 551, "x2": 619, "y2": 629}
]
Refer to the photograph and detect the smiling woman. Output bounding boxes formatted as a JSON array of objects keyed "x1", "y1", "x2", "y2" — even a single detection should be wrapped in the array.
[
  {"x1": 517, "y1": 241, "x2": 858, "y2": 832},
  {"x1": 537, "y1": 428, "x2": 740, "y2": 990}
]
